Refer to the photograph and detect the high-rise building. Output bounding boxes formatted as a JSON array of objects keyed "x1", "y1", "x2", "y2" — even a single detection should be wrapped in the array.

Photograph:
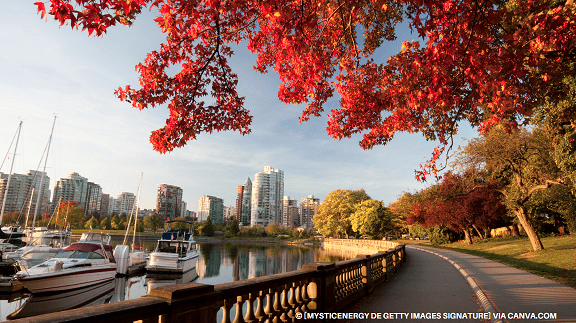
[
  {"x1": 85, "y1": 182, "x2": 102, "y2": 216},
  {"x1": 223, "y1": 205, "x2": 236, "y2": 224},
  {"x1": 251, "y1": 166, "x2": 284, "y2": 227},
  {"x1": 235, "y1": 177, "x2": 252, "y2": 226},
  {"x1": 52, "y1": 172, "x2": 88, "y2": 213},
  {"x1": 282, "y1": 196, "x2": 299, "y2": 228},
  {"x1": 198, "y1": 195, "x2": 224, "y2": 224},
  {"x1": 99, "y1": 193, "x2": 110, "y2": 217},
  {"x1": 156, "y1": 184, "x2": 183, "y2": 220},
  {"x1": 0, "y1": 170, "x2": 51, "y2": 217},
  {"x1": 181, "y1": 200, "x2": 187, "y2": 218},
  {"x1": 300, "y1": 195, "x2": 320, "y2": 230},
  {"x1": 117, "y1": 192, "x2": 136, "y2": 216},
  {"x1": 108, "y1": 197, "x2": 117, "y2": 215}
]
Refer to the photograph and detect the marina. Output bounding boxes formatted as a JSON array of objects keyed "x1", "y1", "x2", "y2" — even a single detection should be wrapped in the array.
[{"x1": 0, "y1": 240, "x2": 348, "y2": 320}]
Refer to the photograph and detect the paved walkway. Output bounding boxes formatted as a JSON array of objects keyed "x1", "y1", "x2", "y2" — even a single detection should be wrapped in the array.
[{"x1": 336, "y1": 245, "x2": 576, "y2": 323}]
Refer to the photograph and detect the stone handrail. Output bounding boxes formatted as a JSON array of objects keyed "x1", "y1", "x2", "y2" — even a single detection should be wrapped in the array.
[{"x1": 8, "y1": 242, "x2": 405, "y2": 323}]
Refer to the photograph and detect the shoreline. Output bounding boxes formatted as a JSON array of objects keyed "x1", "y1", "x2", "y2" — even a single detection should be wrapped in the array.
[{"x1": 72, "y1": 233, "x2": 321, "y2": 246}]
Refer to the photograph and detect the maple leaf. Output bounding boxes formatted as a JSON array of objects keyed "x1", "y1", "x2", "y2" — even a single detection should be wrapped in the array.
[{"x1": 34, "y1": 2, "x2": 46, "y2": 20}]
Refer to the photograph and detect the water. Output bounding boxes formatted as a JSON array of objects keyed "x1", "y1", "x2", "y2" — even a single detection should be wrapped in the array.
[{"x1": 0, "y1": 242, "x2": 351, "y2": 321}]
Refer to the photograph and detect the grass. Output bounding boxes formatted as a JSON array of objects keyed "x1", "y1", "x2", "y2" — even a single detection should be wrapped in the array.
[
  {"x1": 71, "y1": 229, "x2": 161, "y2": 237},
  {"x1": 403, "y1": 235, "x2": 576, "y2": 289}
]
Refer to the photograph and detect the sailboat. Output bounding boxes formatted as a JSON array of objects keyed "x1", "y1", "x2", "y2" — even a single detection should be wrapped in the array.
[
  {"x1": 23, "y1": 116, "x2": 71, "y2": 246},
  {"x1": 2, "y1": 118, "x2": 65, "y2": 271},
  {"x1": 0, "y1": 121, "x2": 26, "y2": 246},
  {"x1": 114, "y1": 173, "x2": 147, "y2": 276}
]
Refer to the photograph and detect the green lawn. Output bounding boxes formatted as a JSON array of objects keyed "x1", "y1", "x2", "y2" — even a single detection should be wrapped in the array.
[
  {"x1": 403, "y1": 235, "x2": 576, "y2": 289},
  {"x1": 71, "y1": 229, "x2": 161, "y2": 237}
]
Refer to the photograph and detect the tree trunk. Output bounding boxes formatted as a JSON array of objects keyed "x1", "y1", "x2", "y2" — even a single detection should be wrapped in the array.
[
  {"x1": 464, "y1": 228, "x2": 473, "y2": 245},
  {"x1": 510, "y1": 224, "x2": 520, "y2": 236},
  {"x1": 515, "y1": 206, "x2": 544, "y2": 251},
  {"x1": 483, "y1": 228, "x2": 491, "y2": 238},
  {"x1": 472, "y1": 225, "x2": 484, "y2": 239}
]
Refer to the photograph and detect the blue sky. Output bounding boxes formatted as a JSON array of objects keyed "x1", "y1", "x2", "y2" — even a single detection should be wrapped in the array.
[{"x1": 0, "y1": 2, "x2": 477, "y2": 211}]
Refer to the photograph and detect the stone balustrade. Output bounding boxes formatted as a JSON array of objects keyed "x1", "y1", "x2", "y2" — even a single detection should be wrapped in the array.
[{"x1": 8, "y1": 241, "x2": 405, "y2": 323}]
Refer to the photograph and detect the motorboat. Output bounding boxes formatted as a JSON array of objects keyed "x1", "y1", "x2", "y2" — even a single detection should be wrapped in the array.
[
  {"x1": 23, "y1": 227, "x2": 71, "y2": 246},
  {"x1": 146, "y1": 220, "x2": 200, "y2": 274},
  {"x1": 0, "y1": 241, "x2": 22, "y2": 276},
  {"x1": 0, "y1": 241, "x2": 19, "y2": 253},
  {"x1": 1, "y1": 226, "x2": 26, "y2": 239},
  {"x1": 15, "y1": 232, "x2": 117, "y2": 294},
  {"x1": 2, "y1": 244, "x2": 62, "y2": 274}
]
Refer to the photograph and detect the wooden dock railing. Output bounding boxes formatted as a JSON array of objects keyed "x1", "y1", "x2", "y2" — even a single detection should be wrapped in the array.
[{"x1": 9, "y1": 242, "x2": 405, "y2": 323}]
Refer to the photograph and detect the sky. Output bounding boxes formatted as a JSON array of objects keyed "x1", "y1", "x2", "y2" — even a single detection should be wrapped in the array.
[{"x1": 0, "y1": 2, "x2": 478, "y2": 212}]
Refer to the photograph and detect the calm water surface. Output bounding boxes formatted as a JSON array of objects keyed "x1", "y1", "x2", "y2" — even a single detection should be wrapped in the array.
[{"x1": 0, "y1": 242, "x2": 354, "y2": 321}]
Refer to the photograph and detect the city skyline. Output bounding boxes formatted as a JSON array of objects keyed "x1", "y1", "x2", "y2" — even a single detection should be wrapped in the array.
[{"x1": 0, "y1": 3, "x2": 478, "y2": 214}]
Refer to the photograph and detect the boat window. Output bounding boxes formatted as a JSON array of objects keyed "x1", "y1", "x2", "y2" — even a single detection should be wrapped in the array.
[
  {"x1": 53, "y1": 251, "x2": 74, "y2": 258},
  {"x1": 70, "y1": 251, "x2": 91, "y2": 259},
  {"x1": 87, "y1": 252, "x2": 105, "y2": 259}
]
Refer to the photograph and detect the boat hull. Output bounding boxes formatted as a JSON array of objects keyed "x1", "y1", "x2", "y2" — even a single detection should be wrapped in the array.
[
  {"x1": 146, "y1": 252, "x2": 199, "y2": 274},
  {"x1": 17, "y1": 264, "x2": 117, "y2": 294},
  {"x1": 8, "y1": 279, "x2": 115, "y2": 319}
]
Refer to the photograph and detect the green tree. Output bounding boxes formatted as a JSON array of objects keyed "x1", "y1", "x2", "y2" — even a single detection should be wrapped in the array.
[
  {"x1": 200, "y1": 217, "x2": 215, "y2": 237},
  {"x1": 100, "y1": 217, "x2": 112, "y2": 230},
  {"x1": 171, "y1": 217, "x2": 190, "y2": 230},
  {"x1": 313, "y1": 189, "x2": 370, "y2": 238},
  {"x1": 227, "y1": 217, "x2": 240, "y2": 236},
  {"x1": 455, "y1": 125, "x2": 571, "y2": 250},
  {"x1": 351, "y1": 200, "x2": 394, "y2": 239},
  {"x1": 144, "y1": 213, "x2": 163, "y2": 233},
  {"x1": 264, "y1": 222, "x2": 284, "y2": 236},
  {"x1": 84, "y1": 216, "x2": 99, "y2": 229},
  {"x1": 111, "y1": 214, "x2": 121, "y2": 229}
]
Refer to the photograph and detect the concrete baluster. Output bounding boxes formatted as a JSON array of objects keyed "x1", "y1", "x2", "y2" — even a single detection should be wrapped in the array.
[
  {"x1": 287, "y1": 282, "x2": 297, "y2": 319},
  {"x1": 232, "y1": 296, "x2": 246, "y2": 323},
  {"x1": 221, "y1": 298, "x2": 233, "y2": 323},
  {"x1": 244, "y1": 293, "x2": 257, "y2": 323},
  {"x1": 254, "y1": 290, "x2": 266, "y2": 322}
]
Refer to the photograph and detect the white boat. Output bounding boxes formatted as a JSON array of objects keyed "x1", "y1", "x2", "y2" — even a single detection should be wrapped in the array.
[
  {"x1": 3, "y1": 244, "x2": 62, "y2": 269},
  {"x1": 146, "y1": 220, "x2": 200, "y2": 274},
  {"x1": 23, "y1": 227, "x2": 71, "y2": 245},
  {"x1": 0, "y1": 241, "x2": 19, "y2": 253},
  {"x1": 1, "y1": 226, "x2": 25, "y2": 240},
  {"x1": 15, "y1": 232, "x2": 117, "y2": 294}
]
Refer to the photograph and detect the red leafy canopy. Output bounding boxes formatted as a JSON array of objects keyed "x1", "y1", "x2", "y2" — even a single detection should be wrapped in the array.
[
  {"x1": 57, "y1": 200, "x2": 81, "y2": 213},
  {"x1": 407, "y1": 172, "x2": 505, "y2": 233},
  {"x1": 35, "y1": 0, "x2": 576, "y2": 176}
]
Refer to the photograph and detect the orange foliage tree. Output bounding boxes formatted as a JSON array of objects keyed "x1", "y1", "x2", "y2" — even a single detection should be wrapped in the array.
[{"x1": 35, "y1": 0, "x2": 576, "y2": 179}]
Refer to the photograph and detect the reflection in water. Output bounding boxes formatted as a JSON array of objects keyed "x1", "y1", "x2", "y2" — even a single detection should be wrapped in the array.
[
  {"x1": 7, "y1": 280, "x2": 115, "y2": 319},
  {"x1": 1, "y1": 243, "x2": 351, "y2": 320},
  {"x1": 197, "y1": 243, "x2": 352, "y2": 283},
  {"x1": 146, "y1": 268, "x2": 199, "y2": 292}
]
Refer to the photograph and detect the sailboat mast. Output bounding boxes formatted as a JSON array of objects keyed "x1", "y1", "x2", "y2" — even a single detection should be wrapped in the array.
[
  {"x1": 32, "y1": 116, "x2": 56, "y2": 229},
  {"x1": 123, "y1": 172, "x2": 143, "y2": 246},
  {"x1": 0, "y1": 121, "x2": 23, "y2": 226},
  {"x1": 24, "y1": 187, "x2": 35, "y2": 230},
  {"x1": 132, "y1": 173, "x2": 143, "y2": 249}
]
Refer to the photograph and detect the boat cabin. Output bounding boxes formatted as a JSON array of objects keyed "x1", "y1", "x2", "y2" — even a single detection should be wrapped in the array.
[{"x1": 155, "y1": 240, "x2": 195, "y2": 258}]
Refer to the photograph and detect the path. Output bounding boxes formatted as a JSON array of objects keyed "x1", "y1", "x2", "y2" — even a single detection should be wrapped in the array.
[{"x1": 336, "y1": 245, "x2": 576, "y2": 323}]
